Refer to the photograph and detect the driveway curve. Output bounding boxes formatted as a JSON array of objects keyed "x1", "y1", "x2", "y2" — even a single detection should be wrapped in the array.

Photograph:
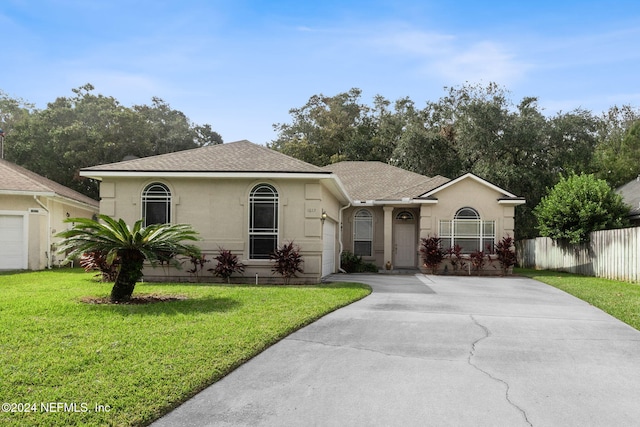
[{"x1": 152, "y1": 274, "x2": 640, "y2": 427}]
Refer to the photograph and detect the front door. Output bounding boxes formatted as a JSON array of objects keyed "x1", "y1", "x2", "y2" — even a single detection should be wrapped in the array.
[{"x1": 394, "y1": 222, "x2": 416, "y2": 268}]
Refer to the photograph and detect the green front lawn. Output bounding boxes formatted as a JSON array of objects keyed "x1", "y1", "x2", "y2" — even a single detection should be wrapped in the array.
[
  {"x1": 516, "y1": 268, "x2": 640, "y2": 331},
  {"x1": 0, "y1": 269, "x2": 370, "y2": 427}
]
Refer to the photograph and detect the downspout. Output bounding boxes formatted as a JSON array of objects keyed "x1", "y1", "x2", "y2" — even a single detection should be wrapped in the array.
[
  {"x1": 338, "y1": 202, "x2": 351, "y2": 273},
  {"x1": 33, "y1": 196, "x2": 52, "y2": 269}
]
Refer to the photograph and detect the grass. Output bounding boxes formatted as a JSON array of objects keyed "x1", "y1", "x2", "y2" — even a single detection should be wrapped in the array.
[
  {"x1": 516, "y1": 268, "x2": 640, "y2": 331},
  {"x1": 0, "y1": 269, "x2": 370, "y2": 427}
]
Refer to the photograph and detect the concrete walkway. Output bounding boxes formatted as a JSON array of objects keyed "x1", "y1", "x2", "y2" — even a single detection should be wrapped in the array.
[{"x1": 152, "y1": 274, "x2": 640, "y2": 426}]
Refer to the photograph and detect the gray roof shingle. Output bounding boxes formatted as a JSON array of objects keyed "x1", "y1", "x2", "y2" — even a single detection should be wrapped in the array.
[
  {"x1": 0, "y1": 159, "x2": 99, "y2": 207},
  {"x1": 82, "y1": 140, "x2": 330, "y2": 174},
  {"x1": 617, "y1": 177, "x2": 640, "y2": 217},
  {"x1": 322, "y1": 161, "x2": 449, "y2": 201}
]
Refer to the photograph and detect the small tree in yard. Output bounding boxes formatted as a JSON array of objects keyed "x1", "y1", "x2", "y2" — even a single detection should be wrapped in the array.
[
  {"x1": 534, "y1": 173, "x2": 630, "y2": 244},
  {"x1": 270, "y1": 241, "x2": 303, "y2": 284},
  {"x1": 494, "y1": 235, "x2": 516, "y2": 275},
  {"x1": 420, "y1": 236, "x2": 445, "y2": 274},
  {"x1": 57, "y1": 215, "x2": 200, "y2": 303},
  {"x1": 210, "y1": 248, "x2": 246, "y2": 283}
]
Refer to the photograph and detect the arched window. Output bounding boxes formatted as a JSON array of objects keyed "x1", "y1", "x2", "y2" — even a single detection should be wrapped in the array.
[
  {"x1": 142, "y1": 183, "x2": 171, "y2": 226},
  {"x1": 395, "y1": 210, "x2": 415, "y2": 221},
  {"x1": 249, "y1": 184, "x2": 279, "y2": 259},
  {"x1": 455, "y1": 207, "x2": 479, "y2": 220},
  {"x1": 353, "y1": 209, "x2": 373, "y2": 257},
  {"x1": 439, "y1": 207, "x2": 495, "y2": 253}
]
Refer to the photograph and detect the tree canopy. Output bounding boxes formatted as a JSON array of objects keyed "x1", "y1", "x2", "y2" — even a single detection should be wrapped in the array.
[
  {"x1": 270, "y1": 83, "x2": 640, "y2": 238},
  {"x1": 1, "y1": 84, "x2": 222, "y2": 199}
]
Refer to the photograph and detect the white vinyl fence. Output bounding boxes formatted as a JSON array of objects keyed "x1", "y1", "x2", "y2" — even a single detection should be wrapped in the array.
[{"x1": 516, "y1": 227, "x2": 640, "y2": 282}]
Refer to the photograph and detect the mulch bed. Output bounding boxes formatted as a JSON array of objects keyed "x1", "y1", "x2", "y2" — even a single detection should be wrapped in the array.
[{"x1": 80, "y1": 294, "x2": 189, "y2": 305}]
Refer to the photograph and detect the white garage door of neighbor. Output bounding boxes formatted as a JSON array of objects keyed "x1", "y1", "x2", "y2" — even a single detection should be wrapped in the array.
[
  {"x1": 0, "y1": 214, "x2": 27, "y2": 270},
  {"x1": 322, "y1": 220, "x2": 336, "y2": 277}
]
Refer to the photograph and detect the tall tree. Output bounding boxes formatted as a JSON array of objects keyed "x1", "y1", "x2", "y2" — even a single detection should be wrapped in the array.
[
  {"x1": 390, "y1": 99, "x2": 462, "y2": 178},
  {"x1": 269, "y1": 88, "x2": 387, "y2": 165},
  {"x1": 592, "y1": 105, "x2": 640, "y2": 188},
  {"x1": 4, "y1": 84, "x2": 222, "y2": 199},
  {"x1": 0, "y1": 90, "x2": 34, "y2": 138}
]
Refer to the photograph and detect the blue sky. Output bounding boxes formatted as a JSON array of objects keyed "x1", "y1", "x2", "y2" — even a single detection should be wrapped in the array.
[{"x1": 2, "y1": 0, "x2": 640, "y2": 144}]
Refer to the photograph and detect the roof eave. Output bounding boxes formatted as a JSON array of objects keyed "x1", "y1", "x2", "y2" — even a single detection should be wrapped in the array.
[
  {"x1": 497, "y1": 198, "x2": 526, "y2": 205},
  {"x1": 0, "y1": 189, "x2": 56, "y2": 197},
  {"x1": 50, "y1": 194, "x2": 100, "y2": 211},
  {"x1": 80, "y1": 171, "x2": 333, "y2": 180},
  {"x1": 351, "y1": 197, "x2": 439, "y2": 206},
  {"x1": 317, "y1": 174, "x2": 351, "y2": 204}
]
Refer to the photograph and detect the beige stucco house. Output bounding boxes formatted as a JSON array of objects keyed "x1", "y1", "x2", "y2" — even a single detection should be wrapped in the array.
[
  {"x1": 80, "y1": 140, "x2": 525, "y2": 282},
  {"x1": 0, "y1": 158, "x2": 100, "y2": 270}
]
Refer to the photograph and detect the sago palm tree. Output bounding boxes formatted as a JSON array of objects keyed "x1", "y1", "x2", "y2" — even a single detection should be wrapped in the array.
[{"x1": 57, "y1": 215, "x2": 201, "y2": 302}]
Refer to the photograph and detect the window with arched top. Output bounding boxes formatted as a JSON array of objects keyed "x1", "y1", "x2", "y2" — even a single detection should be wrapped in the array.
[
  {"x1": 439, "y1": 207, "x2": 495, "y2": 253},
  {"x1": 395, "y1": 211, "x2": 415, "y2": 221},
  {"x1": 249, "y1": 184, "x2": 279, "y2": 259},
  {"x1": 353, "y1": 209, "x2": 373, "y2": 257},
  {"x1": 142, "y1": 183, "x2": 171, "y2": 226},
  {"x1": 455, "y1": 207, "x2": 480, "y2": 220}
]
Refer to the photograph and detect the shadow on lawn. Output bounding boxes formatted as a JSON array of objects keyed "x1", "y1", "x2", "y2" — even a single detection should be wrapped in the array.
[{"x1": 83, "y1": 296, "x2": 241, "y2": 316}]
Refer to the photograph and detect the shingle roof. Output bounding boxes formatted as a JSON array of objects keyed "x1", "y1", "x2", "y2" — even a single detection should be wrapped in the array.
[
  {"x1": 617, "y1": 177, "x2": 640, "y2": 217},
  {"x1": 82, "y1": 140, "x2": 330, "y2": 174},
  {"x1": 0, "y1": 158, "x2": 99, "y2": 207},
  {"x1": 322, "y1": 161, "x2": 449, "y2": 201}
]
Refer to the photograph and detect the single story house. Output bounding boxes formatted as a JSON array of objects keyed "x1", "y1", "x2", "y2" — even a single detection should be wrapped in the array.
[
  {"x1": 80, "y1": 140, "x2": 525, "y2": 282},
  {"x1": 0, "y1": 158, "x2": 100, "y2": 270}
]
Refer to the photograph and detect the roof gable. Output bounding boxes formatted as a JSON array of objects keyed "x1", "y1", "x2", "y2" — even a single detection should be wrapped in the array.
[
  {"x1": 82, "y1": 140, "x2": 329, "y2": 174},
  {"x1": 0, "y1": 159, "x2": 99, "y2": 207},
  {"x1": 419, "y1": 173, "x2": 524, "y2": 202}
]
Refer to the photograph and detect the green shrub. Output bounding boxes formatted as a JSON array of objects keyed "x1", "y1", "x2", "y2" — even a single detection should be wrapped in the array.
[
  {"x1": 340, "y1": 250, "x2": 378, "y2": 273},
  {"x1": 534, "y1": 173, "x2": 630, "y2": 244}
]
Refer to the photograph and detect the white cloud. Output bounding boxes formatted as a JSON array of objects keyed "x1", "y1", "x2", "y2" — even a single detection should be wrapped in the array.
[
  {"x1": 432, "y1": 41, "x2": 531, "y2": 85},
  {"x1": 367, "y1": 25, "x2": 530, "y2": 86}
]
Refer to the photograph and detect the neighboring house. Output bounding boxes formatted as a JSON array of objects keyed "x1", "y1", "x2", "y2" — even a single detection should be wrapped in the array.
[
  {"x1": 0, "y1": 158, "x2": 100, "y2": 270},
  {"x1": 80, "y1": 140, "x2": 525, "y2": 282},
  {"x1": 616, "y1": 176, "x2": 640, "y2": 225}
]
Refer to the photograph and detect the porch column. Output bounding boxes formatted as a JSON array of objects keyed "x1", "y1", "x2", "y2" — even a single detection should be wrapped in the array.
[{"x1": 383, "y1": 206, "x2": 394, "y2": 268}]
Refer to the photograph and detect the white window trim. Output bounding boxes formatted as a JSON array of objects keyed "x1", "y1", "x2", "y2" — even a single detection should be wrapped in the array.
[
  {"x1": 141, "y1": 182, "x2": 171, "y2": 226},
  {"x1": 249, "y1": 183, "x2": 279, "y2": 260},
  {"x1": 439, "y1": 207, "x2": 495, "y2": 253},
  {"x1": 353, "y1": 209, "x2": 373, "y2": 257}
]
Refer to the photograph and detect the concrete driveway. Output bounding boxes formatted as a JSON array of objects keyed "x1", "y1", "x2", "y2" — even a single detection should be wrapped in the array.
[{"x1": 152, "y1": 274, "x2": 640, "y2": 427}]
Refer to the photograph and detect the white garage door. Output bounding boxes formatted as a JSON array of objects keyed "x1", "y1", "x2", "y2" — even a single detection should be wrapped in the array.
[
  {"x1": 322, "y1": 220, "x2": 336, "y2": 277},
  {"x1": 0, "y1": 214, "x2": 27, "y2": 270}
]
